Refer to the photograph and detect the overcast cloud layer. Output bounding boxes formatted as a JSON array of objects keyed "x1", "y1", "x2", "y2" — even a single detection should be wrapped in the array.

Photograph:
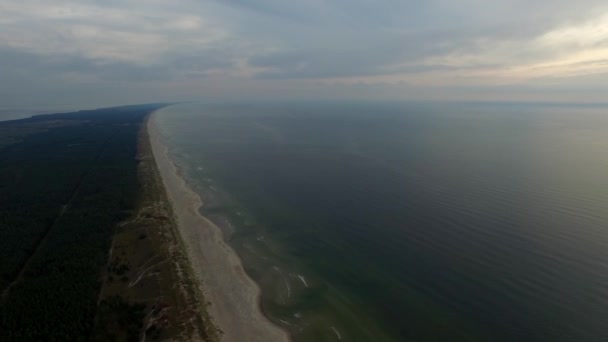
[{"x1": 1, "y1": 0, "x2": 608, "y2": 106}]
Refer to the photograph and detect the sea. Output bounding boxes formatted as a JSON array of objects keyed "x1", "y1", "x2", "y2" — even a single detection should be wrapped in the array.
[{"x1": 154, "y1": 101, "x2": 608, "y2": 342}]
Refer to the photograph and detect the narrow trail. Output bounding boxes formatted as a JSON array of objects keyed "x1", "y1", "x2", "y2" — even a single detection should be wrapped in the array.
[
  {"x1": 1, "y1": 133, "x2": 114, "y2": 302},
  {"x1": 128, "y1": 258, "x2": 167, "y2": 288}
]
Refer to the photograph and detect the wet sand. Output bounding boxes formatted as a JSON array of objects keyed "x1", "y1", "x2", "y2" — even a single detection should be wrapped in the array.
[{"x1": 148, "y1": 114, "x2": 290, "y2": 342}]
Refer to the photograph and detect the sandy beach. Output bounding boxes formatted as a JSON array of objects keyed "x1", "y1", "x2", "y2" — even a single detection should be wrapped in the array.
[{"x1": 147, "y1": 114, "x2": 289, "y2": 342}]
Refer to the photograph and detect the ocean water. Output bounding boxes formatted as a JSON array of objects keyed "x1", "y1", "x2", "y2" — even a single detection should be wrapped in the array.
[{"x1": 155, "y1": 102, "x2": 608, "y2": 341}]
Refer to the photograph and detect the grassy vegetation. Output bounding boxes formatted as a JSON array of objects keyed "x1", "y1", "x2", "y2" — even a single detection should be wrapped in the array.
[
  {"x1": 0, "y1": 105, "x2": 217, "y2": 341},
  {"x1": 91, "y1": 119, "x2": 220, "y2": 341}
]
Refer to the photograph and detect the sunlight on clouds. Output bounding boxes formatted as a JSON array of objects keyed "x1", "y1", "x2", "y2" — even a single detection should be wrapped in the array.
[
  {"x1": 1, "y1": 0, "x2": 607, "y2": 103},
  {"x1": 539, "y1": 12, "x2": 608, "y2": 48},
  {"x1": 327, "y1": 11, "x2": 608, "y2": 87},
  {"x1": 514, "y1": 13, "x2": 608, "y2": 79}
]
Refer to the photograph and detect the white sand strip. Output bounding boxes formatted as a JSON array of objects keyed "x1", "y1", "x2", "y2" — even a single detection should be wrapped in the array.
[{"x1": 148, "y1": 114, "x2": 289, "y2": 342}]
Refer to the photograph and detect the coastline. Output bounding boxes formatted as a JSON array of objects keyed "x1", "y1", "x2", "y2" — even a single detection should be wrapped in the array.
[
  {"x1": 147, "y1": 112, "x2": 290, "y2": 342},
  {"x1": 94, "y1": 110, "x2": 220, "y2": 341}
]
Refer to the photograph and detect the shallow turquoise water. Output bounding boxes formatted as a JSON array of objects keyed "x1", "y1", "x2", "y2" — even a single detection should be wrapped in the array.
[{"x1": 156, "y1": 102, "x2": 608, "y2": 341}]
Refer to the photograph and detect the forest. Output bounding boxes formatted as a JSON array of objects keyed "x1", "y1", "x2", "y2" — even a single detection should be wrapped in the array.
[{"x1": 0, "y1": 104, "x2": 166, "y2": 340}]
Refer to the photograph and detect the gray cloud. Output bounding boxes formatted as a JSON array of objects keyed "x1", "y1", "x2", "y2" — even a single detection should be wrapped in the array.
[{"x1": 0, "y1": 0, "x2": 607, "y2": 106}]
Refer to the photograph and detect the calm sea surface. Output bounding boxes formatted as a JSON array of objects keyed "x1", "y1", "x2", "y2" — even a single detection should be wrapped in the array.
[{"x1": 155, "y1": 102, "x2": 608, "y2": 341}]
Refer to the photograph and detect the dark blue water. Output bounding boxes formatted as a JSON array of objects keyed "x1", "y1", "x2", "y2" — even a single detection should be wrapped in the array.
[{"x1": 156, "y1": 102, "x2": 608, "y2": 341}]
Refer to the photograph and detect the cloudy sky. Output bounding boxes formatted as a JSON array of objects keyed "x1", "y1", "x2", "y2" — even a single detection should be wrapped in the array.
[{"x1": 1, "y1": 0, "x2": 608, "y2": 106}]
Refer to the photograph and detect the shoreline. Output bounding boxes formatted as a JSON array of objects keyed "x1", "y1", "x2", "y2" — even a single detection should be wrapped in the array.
[
  {"x1": 94, "y1": 109, "x2": 221, "y2": 341},
  {"x1": 147, "y1": 112, "x2": 290, "y2": 342}
]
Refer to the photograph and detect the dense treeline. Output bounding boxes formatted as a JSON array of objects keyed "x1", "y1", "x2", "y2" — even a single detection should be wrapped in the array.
[{"x1": 0, "y1": 104, "x2": 166, "y2": 340}]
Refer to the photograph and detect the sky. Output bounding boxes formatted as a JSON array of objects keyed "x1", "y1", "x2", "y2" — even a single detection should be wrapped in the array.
[{"x1": 1, "y1": 0, "x2": 608, "y2": 107}]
